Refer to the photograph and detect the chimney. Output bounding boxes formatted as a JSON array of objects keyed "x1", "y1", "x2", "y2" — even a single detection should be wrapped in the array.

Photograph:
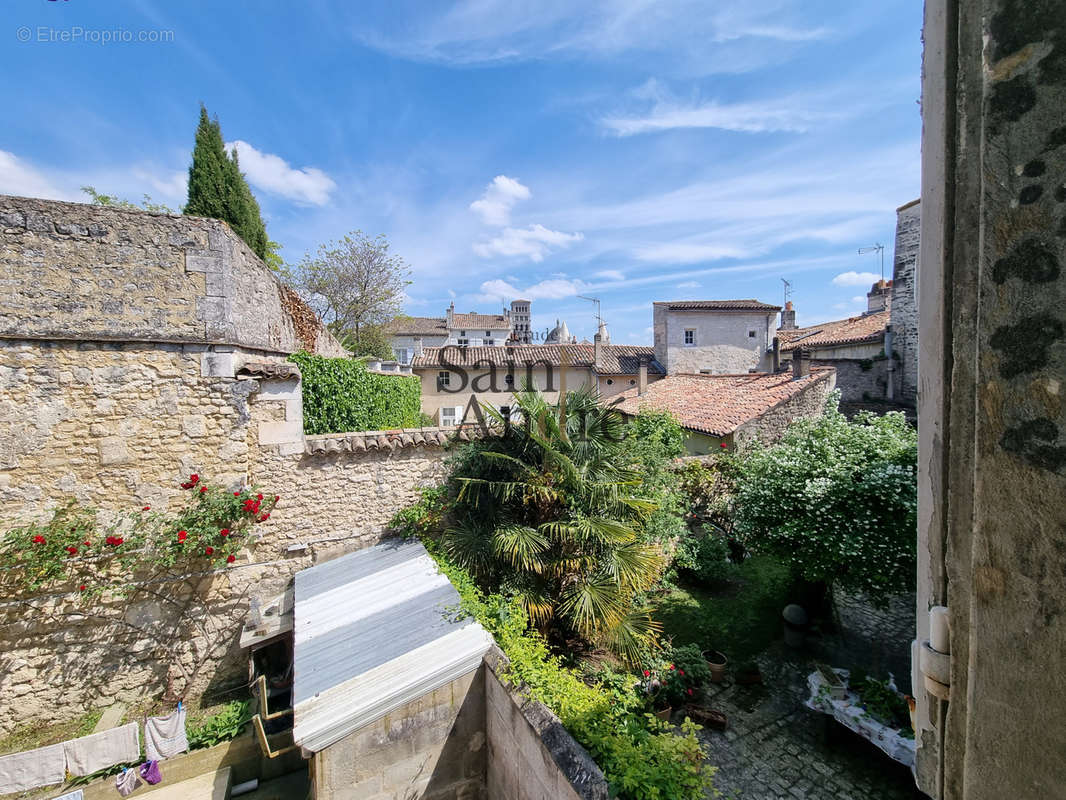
[
  {"x1": 792, "y1": 348, "x2": 810, "y2": 380},
  {"x1": 638, "y1": 357, "x2": 648, "y2": 394},
  {"x1": 446, "y1": 301, "x2": 455, "y2": 327},
  {"x1": 594, "y1": 328, "x2": 602, "y2": 369},
  {"x1": 772, "y1": 336, "x2": 781, "y2": 372},
  {"x1": 779, "y1": 301, "x2": 797, "y2": 330},
  {"x1": 866, "y1": 280, "x2": 890, "y2": 315},
  {"x1": 413, "y1": 336, "x2": 423, "y2": 357}
]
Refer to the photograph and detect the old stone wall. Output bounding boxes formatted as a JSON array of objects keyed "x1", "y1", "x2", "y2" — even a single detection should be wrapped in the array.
[
  {"x1": 732, "y1": 370, "x2": 836, "y2": 450},
  {"x1": 890, "y1": 200, "x2": 920, "y2": 405},
  {"x1": 654, "y1": 305, "x2": 776, "y2": 375},
  {"x1": 0, "y1": 195, "x2": 346, "y2": 357},
  {"x1": 484, "y1": 648, "x2": 608, "y2": 800},
  {"x1": 809, "y1": 357, "x2": 898, "y2": 404},
  {"x1": 313, "y1": 668, "x2": 487, "y2": 800}
]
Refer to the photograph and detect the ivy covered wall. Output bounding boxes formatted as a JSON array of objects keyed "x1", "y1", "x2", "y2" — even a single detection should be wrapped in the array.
[{"x1": 290, "y1": 352, "x2": 422, "y2": 434}]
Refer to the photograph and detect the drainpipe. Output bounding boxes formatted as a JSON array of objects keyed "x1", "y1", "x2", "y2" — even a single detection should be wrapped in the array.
[
  {"x1": 638, "y1": 357, "x2": 648, "y2": 395},
  {"x1": 772, "y1": 336, "x2": 781, "y2": 373}
]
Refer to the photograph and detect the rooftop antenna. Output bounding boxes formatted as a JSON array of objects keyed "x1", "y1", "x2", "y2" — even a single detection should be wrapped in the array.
[
  {"x1": 858, "y1": 243, "x2": 886, "y2": 281},
  {"x1": 576, "y1": 295, "x2": 603, "y2": 326},
  {"x1": 781, "y1": 278, "x2": 792, "y2": 305}
]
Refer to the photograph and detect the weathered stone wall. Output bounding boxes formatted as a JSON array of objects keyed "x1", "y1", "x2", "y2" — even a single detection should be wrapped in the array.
[
  {"x1": 484, "y1": 648, "x2": 608, "y2": 800},
  {"x1": 809, "y1": 357, "x2": 897, "y2": 404},
  {"x1": 0, "y1": 195, "x2": 346, "y2": 357},
  {"x1": 916, "y1": 1, "x2": 1066, "y2": 797},
  {"x1": 313, "y1": 668, "x2": 487, "y2": 800},
  {"x1": 890, "y1": 199, "x2": 920, "y2": 405},
  {"x1": 732, "y1": 369, "x2": 836, "y2": 450},
  {"x1": 653, "y1": 305, "x2": 776, "y2": 375}
]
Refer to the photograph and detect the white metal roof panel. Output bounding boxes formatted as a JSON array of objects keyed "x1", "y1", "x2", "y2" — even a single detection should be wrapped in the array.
[{"x1": 291, "y1": 539, "x2": 492, "y2": 752}]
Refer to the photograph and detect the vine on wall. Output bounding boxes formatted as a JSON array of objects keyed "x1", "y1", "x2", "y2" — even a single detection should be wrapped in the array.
[{"x1": 290, "y1": 351, "x2": 421, "y2": 434}]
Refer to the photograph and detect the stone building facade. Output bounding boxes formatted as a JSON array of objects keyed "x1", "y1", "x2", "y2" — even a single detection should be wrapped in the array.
[
  {"x1": 889, "y1": 199, "x2": 920, "y2": 405},
  {"x1": 652, "y1": 300, "x2": 781, "y2": 375},
  {"x1": 0, "y1": 196, "x2": 455, "y2": 733}
]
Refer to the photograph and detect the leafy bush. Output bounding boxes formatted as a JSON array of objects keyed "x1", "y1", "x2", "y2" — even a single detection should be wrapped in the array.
[
  {"x1": 676, "y1": 457, "x2": 736, "y2": 534},
  {"x1": 290, "y1": 352, "x2": 421, "y2": 434},
  {"x1": 732, "y1": 394, "x2": 917, "y2": 601},
  {"x1": 187, "y1": 700, "x2": 254, "y2": 749},
  {"x1": 427, "y1": 544, "x2": 717, "y2": 800},
  {"x1": 641, "y1": 644, "x2": 712, "y2": 708},
  {"x1": 673, "y1": 526, "x2": 737, "y2": 587}
]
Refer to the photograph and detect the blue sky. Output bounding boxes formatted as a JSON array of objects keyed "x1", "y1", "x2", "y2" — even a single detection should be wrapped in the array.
[{"x1": 1, "y1": 0, "x2": 922, "y2": 343}]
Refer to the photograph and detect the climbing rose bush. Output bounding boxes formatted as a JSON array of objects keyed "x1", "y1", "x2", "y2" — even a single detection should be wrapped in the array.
[
  {"x1": 732, "y1": 393, "x2": 917, "y2": 602},
  {"x1": 0, "y1": 474, "x2": 279, "y2": 596}
]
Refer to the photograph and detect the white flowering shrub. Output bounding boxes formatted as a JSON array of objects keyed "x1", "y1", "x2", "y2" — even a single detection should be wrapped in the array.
[{"x1": 732, "y1": 393, "x2": 917, "y2": 601}]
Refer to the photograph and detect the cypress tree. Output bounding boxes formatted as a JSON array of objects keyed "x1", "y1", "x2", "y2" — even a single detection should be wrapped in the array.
[{"x1": 185, "y1": 105, "x2": 269, "y2": 261}]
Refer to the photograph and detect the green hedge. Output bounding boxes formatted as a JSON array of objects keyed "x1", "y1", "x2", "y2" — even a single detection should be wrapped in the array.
[{"x1": 290, "y1": 352, "x2": 421, "y2": 434}]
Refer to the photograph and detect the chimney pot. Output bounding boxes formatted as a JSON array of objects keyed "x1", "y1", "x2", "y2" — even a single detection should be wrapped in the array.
[
  {"x1": 792, "y1": 348, "x2": 810, "y2": 379},
  {"x1": 638, "y1": 357, "x2": 649, "y2": 394}
]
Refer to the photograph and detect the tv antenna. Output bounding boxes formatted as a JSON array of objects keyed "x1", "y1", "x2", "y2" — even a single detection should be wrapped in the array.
[
  {"x1": 577, "y1": 295, "x2": 603, "y2": 325},
  {"x1": 781, "y1": 278, "x2": 792, "y2": 305},
  {"x1": 858, "y1": 243, "x2": 886, "y2": 281}
]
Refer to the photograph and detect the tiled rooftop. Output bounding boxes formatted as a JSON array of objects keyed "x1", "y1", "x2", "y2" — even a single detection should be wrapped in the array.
[
  {"x1": 655, "y1": 299, "x2": 782, "y2": 312},
  {"x1": 776, "y1": 308, "x2": 890, "y2": 351},
  {"x1": 383, "y1": 315, "x2": 448, "y2": 335},
  {"x1": 450, "y1": 312, "x2": 510, "y2": 329},
  {"x1": 615, "y1": 368, "x2": 834, "y2": 436}
]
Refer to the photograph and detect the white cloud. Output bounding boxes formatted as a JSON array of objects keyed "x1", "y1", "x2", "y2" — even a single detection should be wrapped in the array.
[
  {"x1": 229, "y1": 140, "x2": 336, "y2": 206},
  {"x1": 633, "y1": 242, "x2": 750, "y2": 263},
  {"x1": 594, "y1": 269, "x2": 625, "y2": 281},
  {"x1": 851, "y1": 295, "x2": 865, "y2": 303},
  {"x1": 832, "y1": 270, "x2": 881, "y2": 287},
  {"x1": 477, "y1": 277, "x2": 589, "y2": 303},
  {"x1": 473, "y1": 224, "x2": 583, "y2": 262},
  {"x1": 469, "y1": 175, "x2": 531, "y2": 226},
  {"x1": 677, "y1": 280, "x2": 700, "y2": 289},
  {"x1": 0, "y1": 150, "x2": 77, "y2": 201},
  {"x1": 603, "y1": 97, "x2": 842, "y2": 137}
]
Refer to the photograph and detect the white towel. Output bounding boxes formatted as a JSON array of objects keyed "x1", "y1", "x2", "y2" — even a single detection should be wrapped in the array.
[
  {"x1": 62, "y1": 722, "x2": 140, "y2": 777},
  {"x1": 144, "y1": 707, "x2": 188, "y2": 762},
  {"x1": 0, "y1": 742, "x2": 65, "y2": 794}
]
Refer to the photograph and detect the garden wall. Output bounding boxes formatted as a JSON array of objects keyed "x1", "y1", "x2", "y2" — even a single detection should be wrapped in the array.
[{"x1": 732, "y1": 368, "x2": 836, "y2": 449}]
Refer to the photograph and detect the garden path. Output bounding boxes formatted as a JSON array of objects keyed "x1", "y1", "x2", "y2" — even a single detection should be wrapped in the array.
[{"x1": 691, "y1": 590, "x2": 925, "y2": 800}]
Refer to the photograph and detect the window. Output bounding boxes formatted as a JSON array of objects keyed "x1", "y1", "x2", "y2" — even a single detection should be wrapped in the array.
[
  {"x1": 457, "y1": 338, "x2": 469, "y2": 347},
  {"x1": 504, "y1": 374, "x2": 514, "y2": 385},
  {"x1": 684, "y1": 329, "x2": 696, "y2": 346},
  {"x1": 440, "y1": 407, "x2": 459, "y2": 427},
  {"x1": 629, "y1": 379, "x2": 636, "y2": 385},
  {"x1": 748, "y1": 330, "x2": 757, "y2": 338},
  {"x1": 437, "y1": 371, "x2": 450, "y2": 389},
  {"x1": 460, "y1": 330, "x2": 466, "y2": 336},
  {"x1": 606, "y1": 378, "x2": 613, "y2": 385},
  {"x1": 485, "y1": 339, "x2": 494, "y2": 346},
  {"x1": 485, "y1": 330, "x2": 491, "y2": 337}
]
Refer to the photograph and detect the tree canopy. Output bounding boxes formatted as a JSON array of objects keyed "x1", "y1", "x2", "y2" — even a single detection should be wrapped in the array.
[
  {"x1": 184, "y1": 105, "x2": 269, "y2": 261},
  {"x1": 295, "y1": 230, "x2": 411, "y2": 338}
]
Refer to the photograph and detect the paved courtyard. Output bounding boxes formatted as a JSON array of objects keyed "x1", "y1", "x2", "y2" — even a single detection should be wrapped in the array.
[{"x1": 693, "y1": 591, "x2": 926, "y2": 800}]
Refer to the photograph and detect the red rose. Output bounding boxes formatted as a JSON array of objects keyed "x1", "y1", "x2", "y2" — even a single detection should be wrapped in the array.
[
  {"x1": 115, "y1": 537, "x2": 124, "y2": 546},
  {"x1": 720, "y1": 442, "x2": 728, "y2": 449},
  {"x1": 205, "y1": 546, "x2": 214, "y2": 556},
  {"x1": 219, "y1": 529, "x2": 229, "y2": 537},
  {"x1": 687, "y1": 688, "x2": 693, "y2": 696},
  {"x1": 66, "y1": 546, "x2": 78, "y2": 555},
  {"x1": 643, "y1": 670, "x2": 650, "y2": 678},
  {"x1": 190, "y1": 474, "x2": 199, "y2": 484},
  {"x1": 177, "y1": 530, "x2": 187, "y2": 543},
  {"x1": 180, "y1": 482, "x2": 192, "y2": 489},
  {"x1": 142, "y1": 506, "x2": 151, "y2": 511},
  {"x1": 274, "y1": 495, "x2": 279, "y2": 502},
  {"x1": 257, "y1": 493, "x2": 263, "y2": 500},
  {"x1": 83, "y1": 540, "x2": 91, "y2": 547},
  {"x1": 79, "y1": 585, "x2": 86, "y2": 592},
  {"x1": 226, "y1": 555, "x2": 236, "y2": 563},
  {"x1": 32, "y1": 535, "x2": 45, "y2": 544},
  {"x1": 105, "y1": 536, "x2": 114, "y2": 546},
  {"x1": 668, "y1": 664, "x2": 675, "y2": 671},
  {"x1": 199, "y1": 486, "x2": 207, "y2": 494},
  {"x1": 679, "y1": 670, "x2": 685, "y2": 676},
  {"x1": 233, "y1": 491, "x2": 240, "y2": 497},
  {"x1": 261, "y1": 512, "x2": 270, "y2": 521}
]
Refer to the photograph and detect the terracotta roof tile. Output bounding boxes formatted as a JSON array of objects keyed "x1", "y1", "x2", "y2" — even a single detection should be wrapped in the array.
[
  {"x1": 383, "y1": 316, "x2": 448, "y2": 335},
  {"x1": 777, "y1": 308, "x2": 889, "y2": 351},
  {"x1": 450, "y1": 312, "x2": 510, "y2": 329},
  {"x1": 615, "y1": 369, "x2": 834, "y2": 436},
  {"x1": 655, "y1": 299, "x2": 781, "y2": 312}
]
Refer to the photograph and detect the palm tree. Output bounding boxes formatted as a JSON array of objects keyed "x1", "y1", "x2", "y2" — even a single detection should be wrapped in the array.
[{"x1": 441, "y1": 386, "x2": 664, "y2": 662}]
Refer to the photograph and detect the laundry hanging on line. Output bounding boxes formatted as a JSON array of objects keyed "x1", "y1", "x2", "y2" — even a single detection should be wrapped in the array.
[
  {"x1": 62, "y1": 722, "x2": 140, "y2": 777},
  {"x1": 144, "y1": 703, "x2": 189, "y2": 762},
  {"x1": 0, "y1": 742, "x2": 66, "y2": 794}
]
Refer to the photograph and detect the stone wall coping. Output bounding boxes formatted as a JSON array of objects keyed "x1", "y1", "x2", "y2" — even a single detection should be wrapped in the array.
[
  {"x1": 483, "y1": 644, "x2": 609, "y2": 800},
  {"x1": 303, "y1": 424, "x2": 501, "y2": 455},
  {"x1": 236, "y1": 361, "x2": 301, "y2": 380}
]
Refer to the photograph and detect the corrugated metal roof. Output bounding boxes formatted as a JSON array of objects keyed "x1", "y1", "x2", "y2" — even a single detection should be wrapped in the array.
[{"x1": 291, "y1": 540, "x2": 492, "y2": 752}]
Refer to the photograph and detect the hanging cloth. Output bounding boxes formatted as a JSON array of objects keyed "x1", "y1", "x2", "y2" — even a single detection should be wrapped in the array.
[
  {"x1": 63, "y1": 722, "x2": 140, "y2": 777},
  {"x1": 143, "y1": 705, "x2": 188, "y2": 762},
  {"x1": 115, "y1": 768, "x2": 142, "y2": 797},
  {"x1": 0, "y1": 742, "x2": 65, "y2": 794}
]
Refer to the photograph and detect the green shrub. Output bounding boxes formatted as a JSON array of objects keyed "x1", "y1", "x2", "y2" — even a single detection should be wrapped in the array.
[
  {"x1": 733, "y1": 393, "x2": 917, "y2": 602},
  {"x1": 187, "y1": 700, "x2": 254, "y2": 749},
  {"x1": 290, "y1": 352, "x2": 421, "y2": 434},
  {"x1": 426, "y1": 544, "x2": 717, "y2": 800},
  {"x1": 673, "y1": 525, "x2": 737, "y2": 587}
]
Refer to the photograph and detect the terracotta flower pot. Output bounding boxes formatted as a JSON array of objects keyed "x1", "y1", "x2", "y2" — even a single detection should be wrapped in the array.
[
  {"x1": 654, "y1": 706, "x2": 672, "y2": 722},
  {"x1": 703, "y1": 650, "x2": 728, "y2": 683}
]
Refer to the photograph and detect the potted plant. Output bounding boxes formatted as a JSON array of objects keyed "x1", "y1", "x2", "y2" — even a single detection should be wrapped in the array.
[{"x1": 703, "y1": 649, "x2": 728, "y2": 683}]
